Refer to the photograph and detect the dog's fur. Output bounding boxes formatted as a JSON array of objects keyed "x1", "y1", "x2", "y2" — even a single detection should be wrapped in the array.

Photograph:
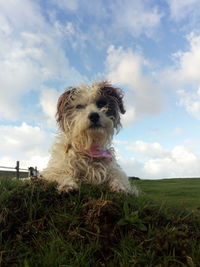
[{"x1": 41, "y1": 81, "x2": 138, "y2": 194}]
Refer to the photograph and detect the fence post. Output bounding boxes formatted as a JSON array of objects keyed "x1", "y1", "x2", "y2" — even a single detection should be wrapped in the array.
[{"x1": 16, "y1": 161, "x2": 20, "y2": 179}]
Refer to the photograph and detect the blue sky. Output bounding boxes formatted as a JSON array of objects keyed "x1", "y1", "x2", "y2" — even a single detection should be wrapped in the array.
[{"x1": 1, "y1": 0, "x2": 200, "y2": 179}]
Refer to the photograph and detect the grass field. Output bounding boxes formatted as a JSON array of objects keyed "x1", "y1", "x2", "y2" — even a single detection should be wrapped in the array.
[
  {"x1": 134, "y1": 178, "x2": 200, "y2": 212},
  {"x1": 0, "y1": 170, "x2": 28, "y2": 179},
  {"x1": 0, "y1": 177, "x2": 200, "y2": 266}
]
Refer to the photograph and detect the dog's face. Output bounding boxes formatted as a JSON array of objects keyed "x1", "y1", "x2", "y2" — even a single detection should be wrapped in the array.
[{"x1": 56, "y1": 81, "x2": 125, "y2": 151}]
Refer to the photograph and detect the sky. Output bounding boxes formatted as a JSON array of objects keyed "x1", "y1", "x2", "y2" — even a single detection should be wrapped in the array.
[{"x1": 1, "y1": 0, "x2": 200, "y2": 179}]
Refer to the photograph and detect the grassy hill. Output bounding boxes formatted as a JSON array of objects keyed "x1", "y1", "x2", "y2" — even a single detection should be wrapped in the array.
[{"x1": 0, "y1": 178, "x2": 200, "y2": 266}]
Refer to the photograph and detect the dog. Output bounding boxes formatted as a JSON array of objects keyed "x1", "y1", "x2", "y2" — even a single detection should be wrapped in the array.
[{"x1": 41, "y1": 81, "x2": 138, "y2": 195}]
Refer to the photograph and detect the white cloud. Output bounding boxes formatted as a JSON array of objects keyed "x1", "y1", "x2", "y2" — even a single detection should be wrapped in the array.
[
  {"x1": 127, "y1": 141, "x2": 169, "y2": 159},
  {"x1": 161, "y1": 33, "x2": 200, "y2": 120},
  {"x1": 20, "y1": 155, "x2": 50, "y2": 171},
  {"x1": 106, "y1": 45, "x2": 163, "y2": 126},
  {"x1": 121, "y1": 106, "x2": 136, "y2": 127},
  {"x1": 178, "y1": 88, "x2": 200, "y2": 119},
  {"x1": 144, "y1": 145, "x2": 200, "y2": 178},
  {"x1": 111, "y1": 0, "x2": 162, "y2": 37},
  {"x1": 172, "y1": 34, "x2": 200, "y2": 85},
  {"x1": 106, "y1": 46, "x2": 146, "y2": 86},
  {"x1": 0, "y1": 155, "x2": 49, "y2": 172},
  {"x1": 172, "y1": 146, "x2": 197, "y2": 163},
  {"x1": 0, "y1": 0, "x2": 85, "y2": 120},
  {"x1": 114, "y1": 146, "x2": 146, "y2": 178},
  {"x1": 167, "y1": 0, "x2": 200, "y2": 22},
  {"x1": 144, "y1": 158, "x2": 173, "y2": 177},
  {"x1": 162, "y1": 34, "x2": 200, "y2": 88},
  {"x1": 0, "y1": 0, "x2": 45, "y2": 31},
  {"x1": 0, "y1": 123, "x2": 52, "y2": 170},
  {"x1": 39, "y1": 87, "x2": 60, "y2": 128},
  {"x1": 116, "y1": 140, "x2": 200, "y2": 179},
  {"x1": 51, "y1": 0, "x2": 162, "y2": 53}
]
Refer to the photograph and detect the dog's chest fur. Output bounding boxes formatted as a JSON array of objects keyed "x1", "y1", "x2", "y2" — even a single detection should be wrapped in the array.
[{"x1": 65, "y1": 148, "x2": 113, "y2": 184}]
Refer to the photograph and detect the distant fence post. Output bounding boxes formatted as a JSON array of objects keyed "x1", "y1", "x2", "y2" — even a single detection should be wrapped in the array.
[
  {"x1": 0, "y1": 161, "x2": 31, "y2": 179},
  {"x1": 16, "y1": 161, "x2": 20, "y2": 179}
]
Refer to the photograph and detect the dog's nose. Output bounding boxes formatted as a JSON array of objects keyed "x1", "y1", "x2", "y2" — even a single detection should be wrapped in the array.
[{"x1": 89, "y1": 112, "x2": 100, "y2": 123}]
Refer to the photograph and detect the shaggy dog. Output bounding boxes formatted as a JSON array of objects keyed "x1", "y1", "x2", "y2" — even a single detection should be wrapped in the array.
[{"x1": 41, "y1": 81, "x2": 138, "y2": 194}]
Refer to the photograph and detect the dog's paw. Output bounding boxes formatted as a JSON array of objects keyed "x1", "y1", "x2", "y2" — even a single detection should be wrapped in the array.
[
  {"x1": 57, "y1": 181, "x2": 78, "y2": 193},
  {"x1": 109, "y1": 180, "x2": 138, "y2": 195}
]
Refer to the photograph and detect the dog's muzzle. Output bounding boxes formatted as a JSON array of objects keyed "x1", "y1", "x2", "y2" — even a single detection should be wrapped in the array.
[
  {"x1": 89, "y1": 112, "x2": 100, "y2": 123},
  {"x1": 89, "y1": 112, "x2": 101, "y2": 128}
]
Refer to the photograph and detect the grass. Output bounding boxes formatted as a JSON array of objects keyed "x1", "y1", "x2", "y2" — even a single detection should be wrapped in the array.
[
  {"x1": 0, "y1": 177, "x2": 200, "y2": 266},
  {"x1": 0, "y1": 170, "x2": 28, "y2": 179},
  {"x1": 135, "y1": 178, "x2": 200, "y2": 212}
]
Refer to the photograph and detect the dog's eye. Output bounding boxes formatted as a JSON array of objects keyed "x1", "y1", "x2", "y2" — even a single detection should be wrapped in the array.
[
  {"x1": 76, "y1": 104, "x2": 85, "y2": 109},
  {"x1": 96, "y1": 99, "x2": 107, "y2": 108}
]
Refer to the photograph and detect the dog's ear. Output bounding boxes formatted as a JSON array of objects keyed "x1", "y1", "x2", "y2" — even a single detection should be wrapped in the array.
[
  {"x1": 56, "y1": 87, "x2": 77, "y2": 128},
  {"x1": 100, "y1": 84, "x2": 126, "y2": 114}
]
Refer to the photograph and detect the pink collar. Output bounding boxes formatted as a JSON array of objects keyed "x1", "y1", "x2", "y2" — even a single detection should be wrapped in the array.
[{"x1": 84, "y1": 145, "x2": 112, "y2": 160}]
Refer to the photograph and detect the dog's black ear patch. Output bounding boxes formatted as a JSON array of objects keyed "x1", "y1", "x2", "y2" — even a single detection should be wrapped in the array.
[
  {"x1": 100, "y1": 84, "x2": 126, "y2": 114},
  {"x1": 56, "y1": 87, "x2": 77, "y2": 128}
]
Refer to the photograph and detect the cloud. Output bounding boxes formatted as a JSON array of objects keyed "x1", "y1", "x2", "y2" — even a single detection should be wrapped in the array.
[
  {"x1": 114, "y1": 146, "x2": 146, "y2": 178},
  {"x1": 167, "y1": 0, "x2": 200, "y2": 22},
  {"x1": 0, "y1": 155, "x2": 49, "y2": 172},
  {"x1": 0, "y1": 0, "x2": 45, "y2": 31},
  {"x1": 0, "y1": 0, "x2": 162, "y2": 120},
  {"x1": 127, "y1": 141, "x2": 169, "y2": 159},
  {"x1": 144, "y1": 145, "x2": 200, "y2": 178},
  {"x1": 51, "y1": 0, "x2": 163, "y2": 53},
  {"x1": 0, "y1": 0, "x2": 85, "y2": 120},
  {"x1": 110, "y1": 0, "x2": 162, "y2": 37},
  {"x1": 161, "y1": 33, "x2": 200, "y2": 120},
  {"x1": 106, "y1": 45, "x2": 163, "y2": 126},
  {"x1": 121, "y1": 107, "x2": 136, "y2": 127},
  {"x1": 0, "y1": 122, "x2": 52, "y2": 170},
  {"x1": 39, "y1": 87, "x2": 60, "y2": 128},
  {"x1": 161, "y1": 34, "x2": 200, "y2": 88},
  {"x1": 116, "y1": 140, "x2": 200, "y2": 179},
  {"x1": 172, "y1": 34, "x2": 200, "y2": 85},
  {"x1": 178, "y1": 88, "x2": 200, "y2": 119}
]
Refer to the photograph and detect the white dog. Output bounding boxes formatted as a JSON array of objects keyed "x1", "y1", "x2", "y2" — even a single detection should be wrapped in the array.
[{"x1": 41, "y1": 81, "x2": 138, "y2": 194}]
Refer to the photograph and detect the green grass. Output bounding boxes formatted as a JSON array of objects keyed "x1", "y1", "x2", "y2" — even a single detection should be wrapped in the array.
[
  {"x1": 135, "y1": 178, "x2": 200, "y2": 212},
  {"x1": 0, "y1": 170, "x2": 28, "y2": 179},
  {"x1": 0, "y1": 178, "x2": 200, "y2": 266}
]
